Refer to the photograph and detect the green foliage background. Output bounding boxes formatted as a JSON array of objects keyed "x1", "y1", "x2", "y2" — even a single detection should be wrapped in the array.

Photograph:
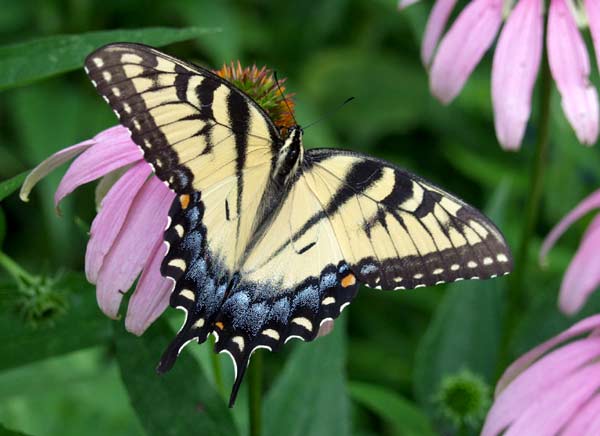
[{"x1": 1, "y1": 1, "x2": 599, "y2": 435}]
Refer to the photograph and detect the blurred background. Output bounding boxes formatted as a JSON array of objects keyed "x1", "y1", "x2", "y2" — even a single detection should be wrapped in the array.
[{"x1": 1, "y1": 1, "x2": 600, "y2": 435}]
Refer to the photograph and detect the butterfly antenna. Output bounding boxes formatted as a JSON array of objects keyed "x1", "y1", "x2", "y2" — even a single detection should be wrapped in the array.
[
  {"x1": 274, "y1": 71, "x2": 298, "y2": 126},
  {"x1": 303, "y1": 96, "x2": 355, "y2": 130}
]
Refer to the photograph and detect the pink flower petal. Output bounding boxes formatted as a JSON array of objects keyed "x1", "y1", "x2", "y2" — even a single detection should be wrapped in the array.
[
  {"x1": 125, "y1": 239, "x2": 173, "y2": 335},
  {"x1": 19, "y1": 139, "x2": 94, "y2": 202},
  {"x1": 585, "y1": 0, "x2": 600, "y2": 72},
  {"x1": 562, "y1": 393, "x2": 600, "y2": 436},
  {"x1": 540, "y1": 188, "x2": 600, "y2": 263},
  {"x1": 559, "y1": 224, "x2": 600, "y2": 314},
  {"x1": 482, "y1": 337, "x2": 600, "y2": 436},
  {"x1": 85, "y1": 161, "x2": 152, "y2": 284},
  {"x1": 547, "y1": 0, "x2": 599, "y2": 145},
  {"x1": 54, "y1": 126, "x2": 142, "y2": 207},
  {"x1": 398, "y1": 0, "x2": 420, "y2": 10},
  {"x1": 316, "y1": 319, "x2": 335, "y2": 338},
  {"x1": 95, "y1": 176, "x2": 173, "y2": 319},
  {"x1": 429, "y1": 0, "x2": 503, "y2": 104},
  {"x1": 503, "y1": 362, "x2": 600, "y2": 436},
  {"x1": 491, "y1": 0, "x2": 543, "y2": 150},
  {"x1": 495, "y1": 314, "x2": 600, "y2": 394},
  {"x1": 421, "y1": 0, "x2": 458, "y2": 66}
]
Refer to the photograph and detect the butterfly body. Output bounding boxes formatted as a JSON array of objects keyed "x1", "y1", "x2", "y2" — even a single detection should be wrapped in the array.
[{"x1": 84, "y1": 43, "x2": 513, "y2": 407}]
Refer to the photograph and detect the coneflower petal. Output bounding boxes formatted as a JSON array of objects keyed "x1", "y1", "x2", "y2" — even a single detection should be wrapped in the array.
[
  {"x1": 585, "y1": 0, "x2": 600, "y2": 71},
  {"x1": 125, "y1": 239, "x2": 173, "y2": 335},
  {"x1": 95, "y1": 176, "x2": 173, "y2": 319},
  {"x1": 540, "y1": 188, "x2": 600, "y2": 264},
  {"x1": 421, "y1": 0, "x2": 458, "y2": 67},
  {"x1": 491, "y1": 0, "x2": 543, "y2": 150},
  {"x1": 495, "y1": 361, "x2": 600, "y2": 436},
  {"x1": 429, "y1": 0, "x2": 503, "y2": 104},
  {"x1": 483, "y1": 337, "x2": 600, "y2": 436},
  {"x1": 559, "y1": 224, "x2": 600, "y2": 315},
  {"x1": 85, "y1": 161, "x2": 152, "y2": 284},
  {"x1": 54, "y1": 126, "x2": 142, "y2": 208},
  {"x1": 495, "y1": 315, "x2": 600, "y2": 394},
  {"x1": 561, "y1": 393, "x2": 600, "y2": 436},
  {"x1": 19, "y1": 139, "x2": 94, "y2": 202},
  {"x1": 547, "y1": 0, "x2": 599, "y2": 145}
]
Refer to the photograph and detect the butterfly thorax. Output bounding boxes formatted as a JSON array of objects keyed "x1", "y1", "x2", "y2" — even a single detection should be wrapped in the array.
[
  {"x1": 239, "y1": 126, "x2": 305, "y2": 262},
  {"x1": 272, "y1": 125, "x2": 304, "y2": 187}
]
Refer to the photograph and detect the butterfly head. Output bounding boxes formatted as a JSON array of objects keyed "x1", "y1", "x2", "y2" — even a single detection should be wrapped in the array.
[{"x1": 274, "y1": 125, "x2": 304, "y2": 185}]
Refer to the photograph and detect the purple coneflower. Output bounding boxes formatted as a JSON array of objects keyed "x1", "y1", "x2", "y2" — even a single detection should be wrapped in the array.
[
  {"x1": 399, "y1": 0, "x2": 600, "y2": 150},
  {"x1": 482, "y1": 315, "x2": 600, "y2": 435},
  {"x1": 19, "y1": 62, "x2": 296, "y2": 335},
  {"x1": 540, "y1": 188, "x2": 600, "y2": 315},
  {"x1": 20, "y1": 125, "x2": 174, "y2": 334}
]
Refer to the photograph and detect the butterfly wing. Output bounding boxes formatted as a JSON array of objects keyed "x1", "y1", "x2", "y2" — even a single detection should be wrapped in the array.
[{"x1": 85, "y1": 43, "x2": 284, "y2": 382}]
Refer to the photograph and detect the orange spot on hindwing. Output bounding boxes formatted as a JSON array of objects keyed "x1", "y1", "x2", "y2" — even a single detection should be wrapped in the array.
[
  {"x1": 341, "y1": 274, "x2": 356, "y2": 288},
  {"x1": 215, "y1": 321, "x2": 224, "y2": 330},
  {"x1": 179, "y1": 194, "x2": 190, "y2": 209}
]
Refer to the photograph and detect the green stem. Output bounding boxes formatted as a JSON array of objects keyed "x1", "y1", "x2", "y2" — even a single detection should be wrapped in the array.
[
  {"x1": 0, "y1": 251, "x2": 36, "y2": 287},
  {"x1": 248, "y1": 352, "x2": 263, "y2": 436},
  {"x1": 500, "y1": 46, "x2": 552, "y2": 370},
  {"x1": 508, "y1": 52, "x2": 552, "y2": 313}
]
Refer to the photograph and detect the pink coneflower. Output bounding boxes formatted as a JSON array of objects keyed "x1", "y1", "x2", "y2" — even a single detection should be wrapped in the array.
[
  {"x1": 20, "y1": 126, "x2": 175, "y2": 335},
  {"x1": 482, "y1": 315, "x2": 600, "y2": 435},
  {"x1": 540, "y1": 188, "x2": 600, "y2": 315},
  {"x1": 399, "y1": 0, "x2": 600, "y2": 150}
]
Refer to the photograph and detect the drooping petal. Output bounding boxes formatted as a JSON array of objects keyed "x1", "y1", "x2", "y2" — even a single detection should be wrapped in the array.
[
  {"x1": 316, "y1": 319, "x2": 335, "y2": 338},
  {"x1": 429, "y1": 0, "x2": 503, "y2": 104},
  {"x1": 95, "y1": 176, "x2": 174, "y2": 319},
  {"x1": 94, "y1": 166, "x2": 128, "y2": 210},
  {"x1": 562, "y1": 393, "x2": 600, "y2": 436},
  {"x1": 54, "y1": 126, "x2": 142, "y2": 207},
  {"x1": 421, "y1": 0, "x2": 458, "y2": 66},
  {"x1": 503, "y1": 362, "x2": 600, "y2": 436},
  {"x1": 125, "y1": 239, "x2": 173, "y2": 335},
  {"x1": 482, "y1": 337, "x2": 600, "y2": 435},
  {"x1": 495, "y1": 314, "x2": 600, "y2": 393},
  {"x1": 85, "y1": 161, "x2": 152, "y2": 284},
  {"x1": 585, "y1": 0, "x2": 600, "y2": 71},
  {"x1": 491, "y1": 0, "x2": 543, "y2": 150},
  {"x1": 559, "y1": 223, "x2": 600, "y2": 314},
  {"x1": 547, "y1": 0, "x2": 599, "y2": 145},
  {"x1": 398, "y1": 0, "x2": 421, "y2": 10},
  {"x1": 540, "y1": 188, "x2": 600, "y2": 263},
  {"x1": 19, "y1": 139, "x2": 94, "y2": 202}
]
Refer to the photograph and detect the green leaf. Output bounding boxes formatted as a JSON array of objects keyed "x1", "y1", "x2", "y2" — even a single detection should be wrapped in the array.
[
  {"x1": 0, "y1": 273, "x2": 113, "y2": 372},
  {"x1": 349, "y1": 382, "x2": 435, "y2": 436},
  {"x1": 0, "y1": 26, "x2": 219, "y2": 91},
  {"x1": 413, "y1": 280, "x2": 504, "y2": 413},
  {"x1": 0, "y1": 172, "x2": 27, "y2": 203},
  {"x1": 0, "y1": 423, "x2": 31, "y2": 436},
  {"x1": 263, "y1": 317, "x2": 350, "y2": 436},
  {"x1": 114, "y1": 319, "x2": 238, "y2": 436}
]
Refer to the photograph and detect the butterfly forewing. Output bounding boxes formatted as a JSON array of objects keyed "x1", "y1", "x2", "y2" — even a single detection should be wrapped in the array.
[{"x1": 84, "y1": 43, "x2": 278, "y2": 194}]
